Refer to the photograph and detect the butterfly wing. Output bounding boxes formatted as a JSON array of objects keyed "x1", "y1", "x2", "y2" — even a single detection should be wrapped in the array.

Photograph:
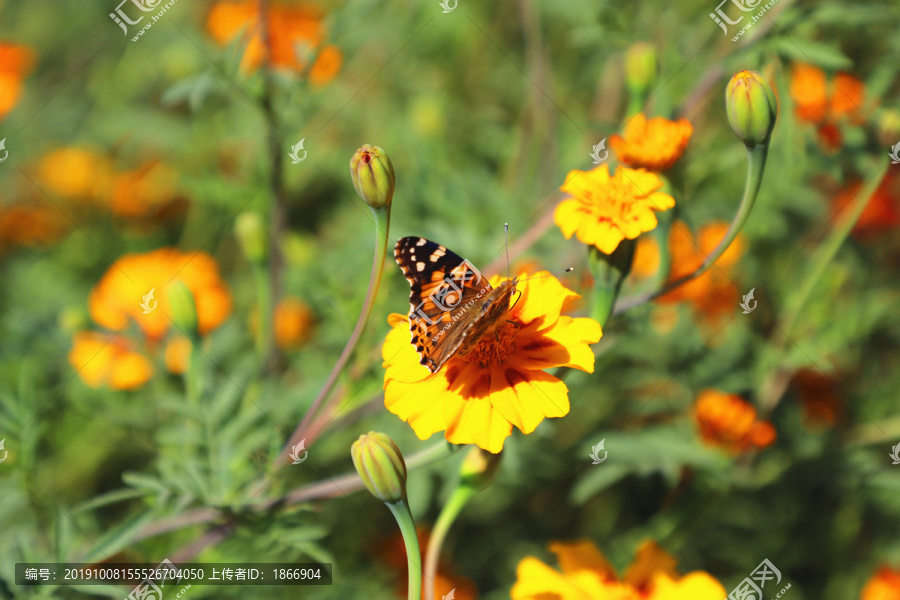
[{"x1": 394, "y1": 237, "x2": 494, "y2": 372}]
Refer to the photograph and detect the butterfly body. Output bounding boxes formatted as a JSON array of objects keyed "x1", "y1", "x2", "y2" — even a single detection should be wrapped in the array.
[{"x1": 394, "y1": 237, "x2": 517, "y2": 373}]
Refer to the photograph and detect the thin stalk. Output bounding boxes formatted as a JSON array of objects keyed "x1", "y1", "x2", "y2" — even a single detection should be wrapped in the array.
[
  {"x1": 252, "y1": 264, "x2": 272, "y2": 367},
  {"x1": 279, "y1": 205, "x2": 392, "y2": 463},
  {"x1": 614, "y1": 144, "x2": 769, "y2": 315},
  {"x1": 386, "y1": 500, "x2": 422, "y2": 600},
  {"x1": 423, "y1": 485, "x2": 477, "y2": 600}
]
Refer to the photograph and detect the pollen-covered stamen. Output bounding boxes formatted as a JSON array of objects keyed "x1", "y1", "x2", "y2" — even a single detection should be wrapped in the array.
[{"x1": 462, "y1": 321, "x2": 519, "y2": 367}]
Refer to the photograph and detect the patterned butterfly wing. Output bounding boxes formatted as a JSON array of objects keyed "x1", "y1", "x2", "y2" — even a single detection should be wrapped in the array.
[{"x1": 394, "y1": 237, "x2": 494, "y2": 372}]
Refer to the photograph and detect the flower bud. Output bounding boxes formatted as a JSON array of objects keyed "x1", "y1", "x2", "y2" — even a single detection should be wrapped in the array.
[
  {"x1": 624, "y1": 42, "x2": 658, "y2": 99},
  {"x1": 459, "y1": 446, "x2": 502, "y2": 490},
  {"x1": 351, "y1": 431, "x2": 407, "y2": 503},
  {"x1": 350, "y1": 144, "x2": 394, "y2": 209},
  {"x1": 168, "y1": 281, "x2": 198, "y2": 337},
  {"x1": 235, "y1": 212, "x2": 267, "y2": 264},
  {"x1": 726, "y1": 70, "x2": 778, "y2": 148},
  {"x1": 876, "y1": 108, "x2": 900, "y2": 148}
]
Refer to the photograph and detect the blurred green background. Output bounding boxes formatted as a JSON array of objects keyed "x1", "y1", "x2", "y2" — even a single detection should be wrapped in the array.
[{"x1": 2, "y1": 0, "x2": 900, "y2": 598}]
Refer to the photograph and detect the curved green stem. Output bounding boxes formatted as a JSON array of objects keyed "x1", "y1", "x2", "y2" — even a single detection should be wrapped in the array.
[
  {"x1": 589, "y1": 239, "x2": 635, "y2": 327},
  {"x1": 387, "y1": 500, "x2": 422, "y2": 600},
  {"x1": 423, "y1": 485, "x2": 477, "y2": 600},
  {"x1": 614, "y1": 144, "x2": 769, "y2": 315},
  {"x1": 279, "y1": 205, "x2": 392, "y2": 462}
]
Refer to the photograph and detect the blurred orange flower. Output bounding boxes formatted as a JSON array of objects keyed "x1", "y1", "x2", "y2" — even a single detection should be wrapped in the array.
[
  {"x1": 831, "y1": 169, "x2": 900, "y2": 239},
  {"x1": 206, "y1": 0, "x2": 342, "y2": 79},
  {"x1": 274, "y1": 298, "x2": 315, "y2": 349},
  {"x1": 790, "y1": 368, "x2": 843, "y2": 428},
  {"x1": 861, "y1": 566, "x2": 900, "y2": 600},
  {"x1": 376, "y1": 527, "x2": 478, "y2": 600},
  {"x1": 632, "y1": 236, "x2": 661, "y2": 279},
  {"x1": 383, "y1": 273, "x2": 601, "y2": 453},
  {"x1": 609, "y1": 113, "x2": 693, "y2": 171},
  {"x1": 658, "y1": 221, "x2": 743, "y2": 326},
  {"x1": 164, "y1": 335, "x2": 192, "y2": 374},
  {"x1": 68, "y1": 331, "x2": 153, "y2": 390},
  {"x1": 555, "y1": 165, "x2": 675, "y2": 255},
  {"x1": 0, "y1": 42, "x2": 34, "y2": 120},
  {"x1": 0, "y1": 203, "x2": 68, "y2": 248},
  {"x1": 111, "y1": 161, "x2": 180, "y2": 218},
  {"x1": 694, "y1": 389, "x2": 775, "y2": 453},
  {"x1": 511, "y1": 539, "x2": 726, "y2": 600},
  {"x1": 37, "y1": 147, "x2": 116, "y2": 203},
  {"x1": 89, "y1": 248, "x2": 232, "y2": 341},
  {"x1": 790, "y1": 63, "x2": 867, "y2": 151}
]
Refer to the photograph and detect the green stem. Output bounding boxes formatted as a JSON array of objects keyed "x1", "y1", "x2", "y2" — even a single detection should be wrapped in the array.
[
  {"x1": 423, "y1": 485, "x2": 477, "y2": 600},
  {"x1": 589, "y1": 240, "x2": 635, "y2": 327},
  {"x1": 614, "y1": 144, "x2": 769, "y2": 315},
  {"x1": 253, "y1": 263, "x2": 272, "y2": 369},
  {"x1": 279, "y1": 205, "x2": 392, "y2": 462},
  {"x1": 386, "y1": 500, "x2": 422, "y2": 600},
  {"x1": 759, "y1": 160, "x2": 889, "y2": 411}
]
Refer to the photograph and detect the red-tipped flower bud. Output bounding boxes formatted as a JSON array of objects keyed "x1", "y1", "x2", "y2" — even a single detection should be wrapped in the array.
[
  {"x1": 350, "y1": 145, "x2": 394, "y2": 209},
  {"x1": 726, "y1": 70, "x2": 778, "y2": 148}
]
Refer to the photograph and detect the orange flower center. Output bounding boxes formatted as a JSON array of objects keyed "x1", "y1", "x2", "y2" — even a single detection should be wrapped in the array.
[{"x1": 462, "y1": 321, "x2": 519, "y2": 367}]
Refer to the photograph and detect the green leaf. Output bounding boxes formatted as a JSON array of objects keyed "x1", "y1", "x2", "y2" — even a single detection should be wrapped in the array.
[{"x1": 774, "y1": 38, "x2": 853, "y2": 70}]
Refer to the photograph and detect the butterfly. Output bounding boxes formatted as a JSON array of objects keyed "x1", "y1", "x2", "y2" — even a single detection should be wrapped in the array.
[{"x1": 394, "y1": 237, "x2": 518, "y2": 373}]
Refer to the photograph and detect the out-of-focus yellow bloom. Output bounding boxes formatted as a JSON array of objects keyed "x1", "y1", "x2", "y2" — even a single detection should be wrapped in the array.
[
  {"x1": 631, "y1": 236, "x2": 661, "y2": 279},
  {"x1": 274, "y1": 298, "x2": 314, "y2": 349},
  {"x1": 511, "y1": 539, "x2": 726, "y2": 600},
  {"x1": 206, "y1": 0, "x2": 342, "y2": 80},
  {"x1": 68, "y1": 331, "x2": 153, "y2": 390},
  {"x1": 0, "y1": 203, "x2": 68, "y2": 249},
  {"x1": 383, "y1": 273, "x2": 601, "y2": 453},
  {"x1": 37, "y1": 147, "x2": 116, "y2": 203},
  {"x1": 0, "y1": 42, "x2": 34, "y2": 121},
  {"x1": 693, "y1": 389, "x2": 775, "y2": 453},
  {"x1": 164, "y1": 336, "x2": 192, "y2": 375},
  {"x1": 555, "y1": 165, "x2": 674, "y2": 255},
  {"x1": 89, "y1": 248, "x2": 232, "y2": 341},
  {"x1": 609, "y1": 113, "x2": 693, "y2": 171},
  {"x1": 861, "y1": 566, "x2": 900, "y2": 600}
]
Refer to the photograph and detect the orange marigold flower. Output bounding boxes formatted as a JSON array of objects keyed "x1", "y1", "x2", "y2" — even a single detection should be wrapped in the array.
[
  {"x1": 0, "y1": 42, "x2": 34, "y2": 121},
  {"x1": 831, "y1": 72, "x2": 866, "y2": 123},
  {"x1": 555, "y1": 165, "x2": 675, "y2": 255},
  {"x1": 89, "y1": 248, "x2": 232, "y2": 341},
  {"x1": 790, "y1": 368, "x2": 843, "y2": 428},
  {"x1": 511, "y1": 539, "x2": 726, "y2": 600},
  {"x1": 0, "y1": 203, "x2": 68, "y2": 248},
  {"x1": 37, "y1": 147, "x2": 116, "y2": 203},
  {"x1": 609, "y1": 113, "x2": 693, "y2": 171},
  {"x1": 790, "y1": 63, "x2": 828, "y2": 123},
  {"x1": 861, "y1": 566, "x2": 900, "y2": 600},
  {"x1": 831, "y1": 170, "x2": 900, "y2": 240},
  {"x1": 68, "y1": 331, "x2": 153, "y2": 390},
  {"x1": 658, "y1": 221, "x2": 743, "y2": 326},
  {"x1": 632, "y1": 236, "x2": 661, "y2": 279},
  {"x1": 164, "y1": 335, "x2": 192, "y2": 374},
  {"x1": 694, "y1": 389, "x2": 775, "y2": 453},
  {"x1": 274, "y1": 298, "x2": 315, "y2": 349},
  {"x1": 111, "y1": 161, "x2": 180, "y2": 218},
  {"x1": 383, "y1": 273, "x2": 602, "y2": 453},
  {"x1": 206, "y1": 0, "x2": 341, "y2": 80}
]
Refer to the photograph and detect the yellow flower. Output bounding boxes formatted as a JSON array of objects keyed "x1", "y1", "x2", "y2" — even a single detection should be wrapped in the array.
[
  {"x1": 68, "y1": 331, "x2": 153, "y2": 390},
  {"x1": 383, "y1": 273, "x2": 602, "y2": 453},
  {"x1": 555, "y1": 165, "x2": 674, "y2": 254},
  {"x1": 111, "y1": 161, "x2": 180, "y2": 218},
  {"x1": 37, "y1": 147, "x2": 116, "y2": 203},
  {"x1": 164, "y1": 335, "x2": 192, "y2": 374},
  {"x1": 609, "y1": 113, "x2": 693, "y2": 171},
  {"x1": 511, "y1": 540, "x2": 726, "y2": 600},
  {"x1": 89, "y1": 248, "x2": 232, "y2": 341},
  {"x1": 862, "y1": 566, "x2": 900, "y2": 600}
]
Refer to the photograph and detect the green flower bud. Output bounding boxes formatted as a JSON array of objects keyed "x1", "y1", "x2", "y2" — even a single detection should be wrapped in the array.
[
  {"x1": 351, "y1": 431, "x2": 407, "y2": 504},
  {"x1": 168, "y1": 281, "x2": 198, "y2": 337},
  {"x1": 459, "y1": 446, "x2": 502, "y2": 490},
  {"x1": 877, "y1": 108, "x2": 900, "y2": 148},
  {"x1": 350, "y1": 144, "x2": 394, "y2": 209},
  {"x1": 726, "y1": 70, "x2": 778, "y2": 148},
  {"x1": 624, "y1": 42, "x2": 658, "y2": 99},
  {"x1": 235, "y1": 212, "x2": 267, "y2": 264}
]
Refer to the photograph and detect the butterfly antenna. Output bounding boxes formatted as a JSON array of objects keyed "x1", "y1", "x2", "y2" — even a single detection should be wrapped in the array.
[
  {"x1": 504, "y1": 222, "x2": 510, "y2": 281},
  {"x1": 519, "y1": 267, "x2": 574, "y2": 282}
]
